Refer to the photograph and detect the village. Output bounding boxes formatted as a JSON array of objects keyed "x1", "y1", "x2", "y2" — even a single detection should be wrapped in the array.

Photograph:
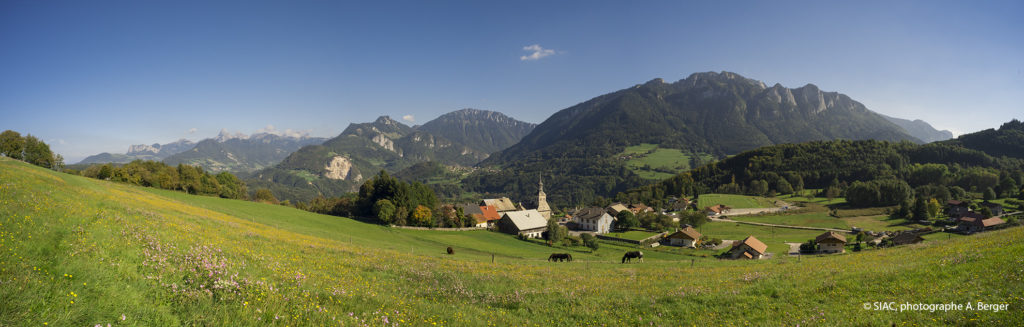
[{"x1": 450, "y1": 179, "x2": 1022, "y2": 261}]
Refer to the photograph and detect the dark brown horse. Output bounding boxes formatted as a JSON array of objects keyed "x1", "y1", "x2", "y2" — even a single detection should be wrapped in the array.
[
  {"x1": 622, "y1": 251, "x2": 644, "y2": 263},
  {"x1": 548, "y1": 253, "x2": 572, "y2": 262},
  {"x1": 446, "y1": 247, "x2": 454, "y2": 255}
]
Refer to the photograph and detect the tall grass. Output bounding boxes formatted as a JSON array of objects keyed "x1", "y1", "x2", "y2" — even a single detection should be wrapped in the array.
[{"x1": 2, "y1": 157, "x2": 1022, "y2": 326}]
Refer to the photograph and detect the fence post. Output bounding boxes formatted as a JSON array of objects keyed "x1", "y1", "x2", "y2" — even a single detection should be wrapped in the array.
[
  {"x1": 691, "y1": 259, "x2": 694, "y2": 267},
  {"x1": 492, "y1": 254, "x2": 494, "y2": 263}
]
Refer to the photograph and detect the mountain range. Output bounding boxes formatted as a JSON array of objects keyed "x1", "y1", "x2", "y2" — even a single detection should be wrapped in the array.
[
  {"x1": 881, "y1": 114, "x2": 954, "y2": 143},
  {"x1": 246, "y1": 109, "x2": 536, "y2": 201},
  {"x1": 162, "y1": 130, "x2": 326, "y2": 172},
  {"x1": 78, "y1": 139, "x2": 196, "y2": 165},
  {"x1": 466, "y1": 71, "x2": 941, "y2": 207}
]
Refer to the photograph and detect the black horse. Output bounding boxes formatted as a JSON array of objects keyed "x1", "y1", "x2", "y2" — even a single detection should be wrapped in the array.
[
  {"x1": 446, "y1": 247, "x2": 454, "y2": 255},
  {"x1": 622, "y1": 251, "x2": 644, "y2": 263},
  {"x1": 548, "y1": 253, "x2": 573, "y2": 262}
]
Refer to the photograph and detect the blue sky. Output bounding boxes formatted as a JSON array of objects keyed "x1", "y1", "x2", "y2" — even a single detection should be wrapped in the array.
[{"x1": 1, "y1": 0, "x2": 1021, "y2": 163}]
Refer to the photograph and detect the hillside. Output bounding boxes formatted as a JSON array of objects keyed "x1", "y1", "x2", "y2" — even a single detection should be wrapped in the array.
[
  {"x1": 162, "y1": 131, "x2": 325, "y2": 173},
  {"x1": 941, "y1": 119, "x2": 1024, "y2": 159},
  {"x1": 250, "y1": 110, "x2": 534, "y2": 202},
  {"x1": 78, "y1": 139, "x2": 195, "y2": 164},
  {"x1": 882, "y1": 114, "x2": 954, "y2": 143},
  {"x1": 417, "y1": 108, "x2": 537, "y2": 154},
  {"x1": 617, "y1": 138, "x2": 1024, "y2": 208},
  {"x1": 468, "y1": 72, "x2": 921, "y2": 207},
  {"x1": 2, "y1": 157, "x2": 1022, "y2": 325}
]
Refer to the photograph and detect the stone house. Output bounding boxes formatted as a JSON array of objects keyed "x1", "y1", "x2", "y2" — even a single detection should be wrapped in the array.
[{"x1": 815, "y1": 231, "x2": 847, "y2": 254}]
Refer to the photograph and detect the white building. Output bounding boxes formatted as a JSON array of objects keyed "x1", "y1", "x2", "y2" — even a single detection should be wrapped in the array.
[{"x1": 573, "y1": 207, "x2": 615, "y2": 234}]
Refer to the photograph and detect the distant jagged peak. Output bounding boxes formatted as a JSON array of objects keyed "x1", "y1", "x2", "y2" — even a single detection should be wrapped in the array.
[
  {"x1": 374, "y1": 115, "x2": 401, "y2": 126},
  {"x1": 679, "y1": 71, "x2": 766, "y2": 89},
  {"x1": 215, "y1": 125, "x2": 314, "y2": 142}
]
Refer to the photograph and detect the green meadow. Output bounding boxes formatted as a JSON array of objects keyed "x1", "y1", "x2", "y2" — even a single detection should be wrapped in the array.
[
  {"x1": 697, "y1": 193, "x2": 776, "y2": 209},
  {"x1": 2, "y1": 157, "x2": 1022, "y2": 326}
]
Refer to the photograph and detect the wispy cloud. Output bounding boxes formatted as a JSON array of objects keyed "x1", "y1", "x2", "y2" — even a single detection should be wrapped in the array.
[
  {"x1": 254, "y1": 124, "x2": 310, "y2": 138},
  {"x1": 187, "y1": 128, "x2": 197, "y2": 134},
  {"x1": 402, "y1": 115, "x2": 415, "y2": 123},
  {"x1": 520, "y1": 44, "x2": 558, "y2": 61}
]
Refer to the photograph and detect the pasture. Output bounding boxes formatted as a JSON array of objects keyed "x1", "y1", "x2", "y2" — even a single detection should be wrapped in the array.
[
  {"x1": 697, "y1": 193, "x2": 775, "y2": 209},
  {"x1": 2, "y1": 157, "x2": 1022, "y2": 326}
]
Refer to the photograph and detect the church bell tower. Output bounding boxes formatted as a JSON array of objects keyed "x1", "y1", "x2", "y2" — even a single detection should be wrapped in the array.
[{"x1": 537, "y1": 176, "x2": 551, "y2": 219}]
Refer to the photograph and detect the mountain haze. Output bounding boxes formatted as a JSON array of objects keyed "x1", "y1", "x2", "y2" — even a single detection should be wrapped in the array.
[
  {"x1": 162, "y1": 131, "x2": 325, "y2": 172},
  {"x1": 881, "y1": 114, "x2": 954, "y2": 143},
  {"x1": 77, "y1": 139, "x2": 195, "y2": 164}
]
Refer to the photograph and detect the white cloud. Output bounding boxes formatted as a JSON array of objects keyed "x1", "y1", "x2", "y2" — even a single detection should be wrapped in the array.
[
  {"x1": 520, "y1": 44, "x2": 558, "y2": 61},
  {"x1": 187, "y1": 128, "x2": 197, "y2": 134},
  {"x1": 253, "y1": 124, "x2": 310, "y2": 138},
  {"x1": 402, "y1": 115, "x2": 415, "y2": 123}
]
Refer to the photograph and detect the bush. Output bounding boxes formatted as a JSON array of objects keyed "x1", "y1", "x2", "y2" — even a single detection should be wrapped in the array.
[
  {"x1": 581, "y1": 233, "x2": 599, "y2": 252},
  {"x1": 799, "y1": 240, "x2": 817, "y2": 254}
]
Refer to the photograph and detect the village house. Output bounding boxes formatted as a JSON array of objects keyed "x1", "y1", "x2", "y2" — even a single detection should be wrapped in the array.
[
  {"x1": 728, "y1": 236, "x2": 767, "y2": 259},
  {"x1": 628, "y1": 203, "x2": 653, "y2": 215},
  {"x1": 458, "y1": 204, "x2": 487, "y2": 228},
  {"x1": 705, "y1": 204, "x2": 731, "y2": 216},
  {"x1": 666, "y1": 226, "x2": 702, "y2": 248},
  {"x1": 981, "y1": 202, "x2": 1004, "y2": 217},
  {"x1": 946, "y1": 200, "x2": 971, "y2": 218},
  {"x1": 497, "y1": 209, "x2": 548, "y2": 238},
  {"x1": 815, "y1": 231, "x2": 847, "y2": 254},
  {"x1": 606, "y1": 203, "x2": 629, "y2": 215},
  {"x1": 482, "y1": 197, "x2": 517, "y2": 213},
  {"x1": 477, "y1": 205, "x2": 502, "y2": 228},
  {"x1": 572, "y1": 207, "x2": 615, "y2": 234},
  {"x1": 957, "y1": 212, "x2": 1006, "y2": 234}
]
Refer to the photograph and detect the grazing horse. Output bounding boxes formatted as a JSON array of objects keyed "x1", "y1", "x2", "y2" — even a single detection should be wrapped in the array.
[
  {"x1": 548, "y1": 253, "x2": 573, "y2": 262},
  {"x1": 622, "y1": 251, "x2": 644, "y2": 263},
  {"x1": 446, "y1": 247, "x2": 454, "y2": 255}
]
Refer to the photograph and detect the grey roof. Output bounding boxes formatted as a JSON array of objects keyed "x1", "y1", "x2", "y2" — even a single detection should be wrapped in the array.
[
  {"x1": 575, "y1": 207, "x2": 610, "y2": 222},
  {"x1": 458, "y1": 203, "x2": 484, "y2": 216},
  {"x1": 502, "y1": 209, "x2": 547, "y2": 230}
]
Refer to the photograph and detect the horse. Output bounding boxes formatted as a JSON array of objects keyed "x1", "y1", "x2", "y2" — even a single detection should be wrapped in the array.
[
  {"x1": 548, "y1": 253, "x2": 572, "y2": 262},
  {"x1": 622, "y1": 251, "x2": 644, "y2": 263},
  {"x1": 446, "y1": 247, "x2": 454, "y2": 255}
]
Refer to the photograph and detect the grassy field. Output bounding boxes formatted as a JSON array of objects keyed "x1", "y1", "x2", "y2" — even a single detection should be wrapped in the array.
[
  {"x1": 733, "y1": 212, "x2": 850, "y2": 230},
  {"x1": 777, "y1": 190, "x2": 847, "y2": 206},
  {"x1": 2, "y1": 157, "x2": 1023, "y2": 326},
  {"x1": 605, "y1": 230, "x2": 662, "y2": 241},
  {"x1": 697, "y1": 193, "x2": 775, "y2": 209},
  {"x1": 619, "y1": 144, "x2": 714, "y2": 180}
]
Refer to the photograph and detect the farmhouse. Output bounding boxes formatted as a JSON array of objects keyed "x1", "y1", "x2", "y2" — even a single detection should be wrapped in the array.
[
  {"x1": 629, "y1": 203, "x2": 653, "y2": 215},
  {"x1": 497, "y1": 209, "x2": 548, "y2": 238},
  {"x1": 666, "y1": 226, "x2": 701, "y2": 248},
  {"x1": 728, "y1": 236, "x2": 767, "y2": 259},
  {"x1": 606, "y1": 203, "x2": 629, "y2": 215},
  {"x1": 572, "y1": 207, "x2": 615, "y2": 234},
  {"x1": 946, "y1": 200, "x2": 971, "y2": 218},
  {"x1": 477, "y1": 205, "x2": 502, "y2": 228},
  {"x1": 705, "y1": 204, "x2": 731, "y2": 216},
  {"x1": 815, "y1": 231, "x2": 847, "y2": 254},
  {"x1": 482, "y1": 197, "x2": 518, "y2": 213},
  {"x1": 981, "y1": 202, "x2": 1004, "y2": 217},
  {"x1": 957, "y1": 213, "x2": 1006, "y2": 234}
]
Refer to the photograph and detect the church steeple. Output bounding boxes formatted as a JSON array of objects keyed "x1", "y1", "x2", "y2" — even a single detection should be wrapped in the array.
[{"x1": 537, "y1": 175, "x2": 551, "y2": 219}]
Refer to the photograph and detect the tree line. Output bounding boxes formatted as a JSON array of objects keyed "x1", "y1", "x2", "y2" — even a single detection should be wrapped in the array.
[
  {"x1": 0, "y1": 130, "x2": 64, "y2": 170},
  {"x1": 617, "y1": 140, "x2": 1024, "y2": 209},
  {"x1": 73, "y1": 160, "x2": 248, "y2": 200}
]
